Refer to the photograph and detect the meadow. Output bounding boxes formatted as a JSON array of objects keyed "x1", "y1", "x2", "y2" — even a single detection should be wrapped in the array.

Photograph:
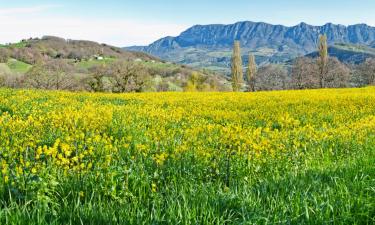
[
  {"x1": 0, "y1": 87, "x2": 374, "y2": 224},
  {"x1": 0, "y1": 59, "x2": 32, "y2": 75}
]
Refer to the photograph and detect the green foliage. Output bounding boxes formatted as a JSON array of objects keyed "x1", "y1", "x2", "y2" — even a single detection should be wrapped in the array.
[
  {"x1": 185, "y1": 72, "x2": 200, "y2": 91},
  {"x1": 184, "y1": 72, "x2": 219, "y2": 92},
  {"x1": 6, "y1": 41, "x2": 29, "y2": 49}
]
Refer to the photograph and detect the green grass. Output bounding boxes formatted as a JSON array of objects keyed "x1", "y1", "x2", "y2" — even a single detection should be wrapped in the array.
[
  {"x1": 140, "y1": 61, "x2": 180, "y2": 70},
  {"x1": 0, "y1": 88, "x2": 374, "y2": 224},
  {"x1": 206, "y1": 51, "x2": 232, "y2": 58},
  {"x1": 75, "y1": 58, "x2": 117, "y2": 69},
  {"x1": 334, "y1": 43, "x2": 375, "y2": 55},
  {"x1": 0, "y1": 59, "x2": 32, "y2": 74},
  {"x1": 1, "y1": 135, "x2": 374, "y2": 225},
  {"x1": 76, "y1": 58, "x2": 182, "y2": 72},
  {"x1": 6, "y1": 59, "x2": 32, "y2": 73}
]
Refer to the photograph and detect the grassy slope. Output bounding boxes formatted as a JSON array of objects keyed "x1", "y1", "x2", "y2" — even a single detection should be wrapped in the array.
[
  {"x1": 75, "y1": 58, "x2": 181, "y2": 71},
  {"x1": 75, "y1": 58, "x2": 117, "y2": 70},
  {"x1": 0, "y1": 59, "x2": 32, "y2": 74},
  {"x1": 6, "y1": 59, "x2": 32, "y2": 73},
  {"x1": 334, "y1": 43, "x2": 375, "y2": 55}
]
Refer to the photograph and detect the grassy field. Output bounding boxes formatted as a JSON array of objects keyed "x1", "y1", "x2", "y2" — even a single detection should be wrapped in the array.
[
  {"x1": 74, "y1": 58, "x2": 180, "y2": 70},
  {"x1": 75, "y1": 57, "x2": 117, "y2": 69},
  {"x1": 6, "y1": 59, "x2": 32, "y2": 73},
  {"x1": 0, "y1": 59, "x2": 32, "y2": 74},
  {"x1": 0, "y1": 87, "x2": 374, "y2": 224},
  {"x1": 141, "y1": 61, "x2": 181, "y2": 70}
]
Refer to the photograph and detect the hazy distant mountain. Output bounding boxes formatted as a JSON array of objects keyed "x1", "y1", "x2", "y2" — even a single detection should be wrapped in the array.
[{"x1": 126, "y1": 21, "x2": 375, "y2": 73}]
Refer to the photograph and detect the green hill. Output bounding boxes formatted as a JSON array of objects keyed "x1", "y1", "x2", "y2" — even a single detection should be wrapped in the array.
[
  {"x1": 306, "y1": 43, "x2": 375, "y2": 64},
  {"x1": 0, "y1": 37, "x2": 229, "y2": 92}
]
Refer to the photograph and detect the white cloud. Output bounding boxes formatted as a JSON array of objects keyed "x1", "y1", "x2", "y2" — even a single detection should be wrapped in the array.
[
  {"x1": 0, "y1": 5, "x2": 61, "y2": 15},
  {"x1": 0, "y1": 6, "x2": 188, "y2": 46}
]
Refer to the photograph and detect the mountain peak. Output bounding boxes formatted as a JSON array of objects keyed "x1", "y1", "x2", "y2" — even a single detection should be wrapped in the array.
[
  {"x1": 125, "y1": 21, "x2": 375, "y2": 73},
  {"x1": 297, "y1": 22, "x2": 309, "y2": 26}
]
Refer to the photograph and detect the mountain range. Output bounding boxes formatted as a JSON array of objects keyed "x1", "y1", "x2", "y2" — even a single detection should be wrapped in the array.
[{"x1": 126, "y1": 21, "x2": 375, "y2": 73}]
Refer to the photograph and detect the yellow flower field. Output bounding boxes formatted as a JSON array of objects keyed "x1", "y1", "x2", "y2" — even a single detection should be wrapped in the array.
[{"x1": 0, "y1": 87, "x2": 374, "y2": 224}]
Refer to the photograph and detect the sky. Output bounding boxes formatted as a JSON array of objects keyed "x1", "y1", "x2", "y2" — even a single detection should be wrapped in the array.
[{"x1": 1, "y1": 0, "x2": 375, "y2": 46}]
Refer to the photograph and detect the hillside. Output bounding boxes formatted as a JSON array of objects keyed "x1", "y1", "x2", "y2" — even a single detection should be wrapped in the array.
[
  {"x1": 126, "y1": 21, "x2": 375, "y2": 73},
  {"x1": 0, "y1": 36, "x2": 160, "y2": 65},
  {"x1": 306, "y1": 43, "x2": 375, "y2": 64},
  {"x1": 0, "y1": 36, "x2": 229, "y2": 91}
]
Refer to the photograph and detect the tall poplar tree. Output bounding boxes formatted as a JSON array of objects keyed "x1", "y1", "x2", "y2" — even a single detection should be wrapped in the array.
[
  {"x1": 231, "y1": 41, "x2": 243, "y2": 91},
  {"x1": 317, "y1": 34, "x2": 329, "y2": 88},
  {"x1": 246, "y1": 54, "x2": 257, "y2": 92}
]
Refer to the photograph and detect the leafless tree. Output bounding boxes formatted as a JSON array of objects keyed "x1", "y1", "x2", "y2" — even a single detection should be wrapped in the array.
[
  {"x1": 108, "y1": 61, "x2": 151, "y2": 93},
  {"x1": 291, "y1": 57, "x2": 319, "y2": 89},
  {"x1": 12, "y1": 48, "x2": 43, "y2": 65},
  {"x1": 0, "y1": 73, "x2": 5, "y2": 87},
  {"x1": 0, "y1": 48, "x2": 9, "y2": 63},
  {"x1": 86, "y1": 64, "x2": 108, "y2": 92},
  {"x1": 355, "y1": 58, "x2": 375, "y2": 86},
  {"x1": 24, "y1": 60, "x2": 76, "y2": 90},
  {"x1": 324, "y1": 58, "x2": 351, "y2": 88},
  {"x1": 255, "y1": 64, "x2": 289, "y2": 91}
]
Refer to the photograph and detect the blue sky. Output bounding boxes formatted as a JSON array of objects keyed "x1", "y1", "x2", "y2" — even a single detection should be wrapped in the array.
[{"x1": 1, "y1": 0, "x2": 375, "y2": 46}]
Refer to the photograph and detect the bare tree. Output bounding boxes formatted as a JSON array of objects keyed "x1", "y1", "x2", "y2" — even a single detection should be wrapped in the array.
[
  {"x1": 87, "y1": 64, "x2": 108, "y2": 92},
  {"x1": 0, "y1": 48, "x2": 9, "y2": 63},
  {"x1": 291, "y1": 57, "x2": 319, "y2": 89},
  {"x1": 12, "y1": 48, "x2": 43, "y2": 65},
  {"x1": 108, "y1": 61, "x2": 151, "y2": 93},
  {"x1": 324, "y1": 58, "x2": 351, "y2": 88},
  {"x1": 24, "y1": 64, "x2": 54, "y2": 89},
  {"x1": 49, "y1": 60, "x2": 76, "y2": 90},
  {"x1": 0, "y1": 73, "x2": 5, "y2": 87},
  {"x1": 356, "y1": 58, "x2": 375, "y2": 86},
  {"x1": 255, "y1": 64, "x2": 289, "y2": 91},
  {"x1": 24, "y1": 60, "x2": 76, "y2": 90}
]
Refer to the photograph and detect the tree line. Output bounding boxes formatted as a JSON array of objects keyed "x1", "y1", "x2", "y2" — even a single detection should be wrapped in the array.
[
  {"x1": 0, "y1": 59, "x2": 225, "y2": 92},
  {"x1": 231, "y1": 35, "x2": 375, "y2": 92}
]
